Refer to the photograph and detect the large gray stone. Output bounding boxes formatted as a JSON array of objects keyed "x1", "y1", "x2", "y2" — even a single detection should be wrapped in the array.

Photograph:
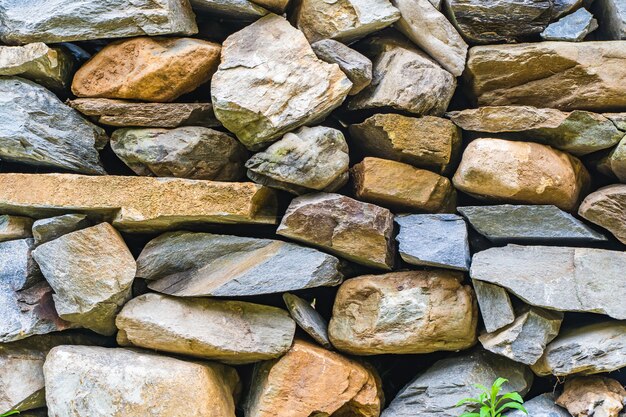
[
  {"x1": 541, "y1": 8, "x2": 598, "y2": 41},
  {"x1": 283, "y1": 293, "x2": 332, "y2": 349},
  {"x1": 0, "y1": 215, "x2": 33, "y2": 243},
  {"x1": 507, "y1": 393, "x2": 571, "y2": 417},
  {"x1": 579, "y1": 184, "x2": 626, "y2": 244},
  {"x1": 0, "y1": 43, "x2": 75, "y2": 91},
  {"x1": 31, "y1": 214, "x2": 91, "y2": 245},
  {"x1": 190, "y1": 0, "x2": 269, "y2": 19},
  {"x1": 311, "y1": 39, "x2": 372, "y2": 95},
  {"x1": 594, "y1": 0, "x2": 626, "y2": 39},
  {"x1": 472, "y1": 280, "x2": 515, "y2": 333}
]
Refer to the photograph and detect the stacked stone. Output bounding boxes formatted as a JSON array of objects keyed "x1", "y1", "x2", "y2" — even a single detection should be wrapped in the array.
[{"x1": 0, "y1": 0, "x2": 625, "y2": 416}]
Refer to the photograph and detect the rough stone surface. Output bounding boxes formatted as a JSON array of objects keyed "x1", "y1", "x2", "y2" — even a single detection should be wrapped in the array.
[
  {"x1": 579, "y1": 185, "x2": 626, "y2": 244},
  {"x1": 283, "y1": 293, "x2": 332, "y2": 349},
  {"x1": 245, "y1": 339, "x2": 383, "y2": 417},
  {"x1": 452, "y1": 138, "x2": 590, "y2": 211},
  {"x1": 249, "y1": 0, "x2": 289, "y2": 12},
  {"x1": 311, "y1": 39, "x2": 373, "y2": 95},
  {"x1": 554, "y1": 0, "x2": 584, "y2": 18},
  {"x1": 277, "y1": 193, "x2": 395, "y2": 270},
  {"x1": 189, "y1": 0, "x2": 269, "y2": 19},
  {"x1": 111, "y1": 126, "x2": 247, "y2": 181},
  {"x1": 211, "y1": 14, "x2": 352, "y2": 150},
  {"x1": 44, "y1": 346, "x2": 239, "y2": 417},
  {"x1": 541, "y1": 8, "x2": 598, "y2": 41},
  {"x1": 471, "y1": 245, "x2": 626, "y2": 319},
  {"x1": 31, "y1": 214, "x2": 91, "y2": 246},
  {"x1": 116, "y1": 293, "x2": 296, "y2": 364},
  {"x1": 0, "y1": 77, "x2": 107, "y2": 174},
  {"x1": 328, "y1": 270, "x2": 477, "y2": 355},
  {"x1": 0, "y1": 215, "x2": 33, "y2": 243},
  {"x1": 507, "y1": 393, "x2": 571, "y2": 417},
  {"x1": 0, "y1": 43, "x2": 74, "y2": 91},
  {"x1": 72, "y1": 37, "x2": 221, "y2": 102},
  {"x1": 594, "y1": 0, "x2": 626, "y2": 39},
  {"x1": 601, "y1": 135, "x2": 626, "y2": 182},
  {"x1": 557, "y1": 377, "x2": 626, "y2": 417},
  {"x1": 245, "y1": 126, "x2": 349, "y2": 195},
  {"x1": 472, "y1": 280, "x2": 516, "y2": 333}
]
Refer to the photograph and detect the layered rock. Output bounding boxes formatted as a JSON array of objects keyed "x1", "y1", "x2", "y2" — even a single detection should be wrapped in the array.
[
  {"x1": 541, "y1": 8, "x2": 598, "y2": 41},
  {"x1": 579, "y1": 184, "x2": 626, "y2": 244},
  {"x1": 556, "y1": 377, "x2": 626, "y2": 417},
  {"x1": 0, "y1": 43, "x2": 74, "y2": 91},
  {"x1": 0, "y1": 215, "x2": 33, "y2": 243},
  {"x1": 311, "y1": 39, "x2": 373, "y2": 95},
  {"x1": 31, "y1": 214, "x2": 91, "y2": 245},
  {"x1": 473, "y1": 280, "x2": 515, "y2": 333},
  {"x1": 508, "y1": 393, "x2": 571, "y2": 417},
  {"x1": 283, "y1": 293, "x2": 332, "y2": 349}
]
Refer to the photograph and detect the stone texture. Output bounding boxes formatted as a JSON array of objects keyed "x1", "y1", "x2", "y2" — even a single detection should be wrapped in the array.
[
  {"x1": 136, "y1": 231, "x2": 343, "y2": 297},
  {"x1": 601, "y1": 135, "x2": 626, "y2": 182},
  {"x1": 328, "y1": 270, "x2": 477, "y2": 355},
  {"x1": 0, "y1": 0, "x2": 198, "y2": 44},
  {"x1": 111, "y1": 127, "x2": 247, "y2": 181},
  {"x1": 283, "y1": 293, "x2": 332, "y2": 349},
  {"x1": 0, "y1": 173, "x2": 278, "y2": 232},
  {"x1": 557, "y1": 377, "x2": 626, "y2": 417},
  {"x1": 594, "y1": 0, "x2": 626, "y2": 39},
  {"x1": 311, "y1": 39, "x2": 372, "y2": 95},
  {"x1": 507, "y1": 393, "x2": 571, "y2": 417},
  {"x1": 31, "y1": 214, "x2": 91, "y2": 246},
  {"x1": 452, "y1": 138, "x2": 590, "y2": 211},
  {"x1": 349, "y1": 113, "x2": 461, "y2": 173},
  {"x1": 211, "y1": 14, "x2": 351, "y2": 150},
  {"x1": 245, "y1": 126, "x2": 349, "y2": 194},
  {"x1": 541, "y1": 8, "x2": 598, "y2": 41},
  {"x1": 190, "y1": 0, "x2": 269, "y2": 19},
  {"x1": 245, "y1": 339, "x2": 383, "y2": 417},
  {"x1": 72, "y1": 37, "x2": 221, "y2": 102},
  {"x1": 250, "y1": 0, "x2": 289, "y2": 12},
  {"x1": 579, "y1": 185, "x2": 626, "y2": 244},
  {"x1": 466, "y1": 41, "x2": 626, "y2": 112},
  {"x1": 116, "y1": 293, "x2": 295, "y2": 364},
  {"x1": 0, "y1": 215, "x2": 33, "y2": 243},
  {"x1": 396, "y1": 214, "x2": 471, "y2": 271},
  {"x1": 554, "y1": 0, "x2": 584, "y2": 18},
  {"x1": 277, "y1": 193, "x2": 395, "y2": 270},
  {"x1": 471, "y1": 245, "x2": 626, "y2": 319},
  {"x1": 472, "y1": 280, "x2": 516, "y2": 334},
  {"x1": 0, "y1": 43, "x2": 74, "y2": 91},
  {"x1": 32, "y1": 223, "x2": 136, "y2": 335},
  {"x1": 0, "y1": 77, "x2": 107, "y2": 174},
  {"x1": 352, "y1": 157, "x2": 456, "y2": 213},
  {"x1": 44, "y1": 346, "x2": 239, "y2": 417}
]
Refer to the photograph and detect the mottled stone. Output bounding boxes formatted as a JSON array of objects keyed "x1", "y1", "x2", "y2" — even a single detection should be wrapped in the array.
[
  {"x1": 0, "y1": 43, "x2": 75, "y2": 91},
  {"x1": 31, "y1": 214, "x2": 91, "y2": 245},
  {"x1": 283, "y1": 293, "x2": 332, "y2": 349},
  {"x1": 579, "y1": 184, "x2": 626, "y2": 244},
  {"x1": 472, "y1": 280, "x2": 516, "y2": 333},
  {"x1": 557, "y1": 377, "x2": 625, "y2": 417},
  {"x1": 190, "y1": 0, "x2": 269, "y2": 19},
  {"x1": 541, "y1": 8, "x2": 598, "y2": 41},
  {"x1": 507, "y1": 393, "x2": 571, "y2": 417},
  {"x1": 594, "y1": 0, "x2": 626, "y2": 39},
  {"x1": 601, "y1": 136, "x2": 626, "y2": 182},
  {"x1": 311, "y1": 39, "x2": 373, "y2": 95},
  {"x1": 0, "y1": 215, "x2": 33, "y2": 243}
]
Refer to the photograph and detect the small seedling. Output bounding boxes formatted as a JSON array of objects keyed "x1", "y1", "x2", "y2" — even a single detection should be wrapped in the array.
[
  {"x1": 456, "y1": 377, "x2": 527, "y2": 417},
  {"x1": 0, "y1": 411, "x2": 19, "y2": 416}
]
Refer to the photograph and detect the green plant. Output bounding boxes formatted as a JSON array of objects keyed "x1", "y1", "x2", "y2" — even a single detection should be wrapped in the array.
[
  {"x1": 455, "y1": 377, "x2": 527, "y2": 417},
  {"x1": 0, "y1": 411, "x2": 19, "y2": 416}
]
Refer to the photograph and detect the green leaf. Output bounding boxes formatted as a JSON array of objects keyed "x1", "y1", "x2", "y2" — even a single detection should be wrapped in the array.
[
  {"x1": 0, "y1": 412, "x2": 20, "y2": 417},
  {"x1": 459, "y1": 413, "x2": 481, "y2": 417},
  {"x1": 496, "y1": 402, "x2": 528, "y2": 414},
  {"x1": 456, "y1": 398, "x2": 480, "y2": 407},
  {"x1": 479, "y1": 405, "x2": 490, "y2": 417},
  {"x1": 496, "y1": 392, "x2": 524, "y2": 406},
  {"x1": 491, "y1": 377, "x2": 507, "y2": 400}
]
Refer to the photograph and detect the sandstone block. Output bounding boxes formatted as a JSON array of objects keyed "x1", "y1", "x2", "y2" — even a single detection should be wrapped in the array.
[{"x1": 0, "y1": 215, "x2": 33, "y2": 243}]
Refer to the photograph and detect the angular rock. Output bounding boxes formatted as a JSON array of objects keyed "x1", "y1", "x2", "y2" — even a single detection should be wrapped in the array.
[
  {"x1": 601, "y1": 136, "x2": 626, "y2": 182},
  {"x1": 594, "y1": 0, "x2": 626, "y2": 39},
  {"x1": 117, "y1": 293, "x2": 296, "y2": 364},
  {"x1": 136, "y1": 231, "x2": 343, "y2": 297},
  {"x1": 352, "y1": 157, "x2": 456, "y2": 213},
  {"x1": 381, "y1": 349, "x2": 533, "y2": 417},
  {"x1": 31, "y1": 214, "x2": 91, "y2": 246},
  {"x1": 249, "y1": 0, "x2": 289, "y2": 13},
  {"x1": 293, "y1": 0, "x2": 400, "y2": 43},
  {"x1": 579, "y1": 185, "x2": 626, "y2": 244},
  {"x1": 541, "y1": 8, "x2": 598, "y2": 41},
  {"x1": 245, "y1": 126, "x2": 349, "y2": 194},
  {"x1": 0, "y1": 77, "x2": 106, "y2": 174},
  {"x1": 0, "y1": 215, "x2": 33, "y2": 243},
  {"x1": 111, "y1": 126, "x2": 247, "y2": 181},
  {"x1": 277, "y1": 193, "x2": 395, "y2": 270},
  {"x1": 32, "y1": 223, "x2": 136, "y2": 335},
  {"x1": 328, "y1": 270, "x2": 477, "y2": 355},
  {"x1": 0, "y1": 173, "x2": 278, "y2": 232},
  {"x1": 458, "y1": 205, "x2": 607, "y2": 244},
  {"x1": 190, "y1": 0, "x2": 269, "y2": 19},
  {"x1": 311, "y1": 39, "x2": 373, "y2": 95},
  {"x1": 452, "y1": 138, "x2": 590, "y2": 211},
  {"x1": 211, "y1": 14, "x2": 351, "y2": 150},
  {"x1": 0, "y1": 0, "x2": 198, "y2": 44},
  {"x1": 245, "y1": 340, "x2": 383, "y2": 417},
  {"x1": 557, "y1": 377, "x2": 626, "y2": 417},
  {"x1": 507, "y1": 393, "x2": 571, "y2": 417},
  {"x1": 283, "y1": 293, "x2": 332, "y2": 349},
  {"x1": 554, "y1": 0, "x2": 584, "y2": 18},
  {"x1": 0, "y1": 43, "x2": 74, "y2": 91},
  {"x1": 466, "y1": 41, "x2": 626, "y2": 112},
  {"x1": 472, "y1": 280, "x2": 516, "y2": 334},
  {"x1": 44, "y1": 346, "x2": 239, "y2": 417},
  {"x1": 349, "y1": 113, "x2": 461, "y2": 173},
  {"x1": 471, "y1": 245, "x2": 626, "y2": 319},
  {"x1": 72, "y1": 37, "x2": 220, "y2": 102}
]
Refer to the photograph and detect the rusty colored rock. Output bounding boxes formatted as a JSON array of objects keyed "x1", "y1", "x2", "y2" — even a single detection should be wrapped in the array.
[
  {"x1": 557, "y1": 376, "x2": 626, "y2": 417},
  {"x1": 579, "y1": 184, "x2": 626, "y2": 244}
]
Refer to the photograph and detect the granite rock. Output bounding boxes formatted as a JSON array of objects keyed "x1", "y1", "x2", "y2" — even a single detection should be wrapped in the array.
[
  {"x1": 311, "y1": 39, "x2": 373, "y2": 95},
  {"x1": 541, "y1": 8, "x2": 598, "y2": 41},
  {"x1": 507, "y1": 393, "x2": 571, "y2": 417},
  {"x1": 283, "y1": 293, "x2": 332, "y2": 349},
  {"x1": 579, "y1": 184, "x2": 626, "y2": 244},
  {"x1": 0, "y1": 43, "x2": 75, "y2": 91},
  {"x1": 0, "y1": 215, "x2": 33, "y2": 243},
  {"x1": 557, "y1": 376, "x2": 625, "y2": 417},
  {"x1": 31, "y1": 214, "x2": 91, "y2": 246},
  {"x1": 472, "y1": 280, "x2": 516, "y2": 333},
  {"x1": 189, "y1": 0, "x2": 269, "y2": 19}
]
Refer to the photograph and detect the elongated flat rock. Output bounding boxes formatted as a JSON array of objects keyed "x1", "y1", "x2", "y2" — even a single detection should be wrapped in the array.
[
  {"x1": 0, "y1": 174, "x2": 278, "y2": 232},
  {"x1": 579, "y1": 184, "x2": 626, "y2": 244},
  {"x1": 311, "y1": 39, "x2": 373, "y2": 95},
  {"x1": 190, "y1": 0, "x2": 269, "y2": 19},
  {"x1": 0, "y1": 43, "x2": 75, "y2": 91},
  {"x1": 31, "y1": 214, "x2": 90, "y2": 245},
  {"x1": 283, "y1": 293, "x2": 332, "y2": 349},
  {"x1": 0, "y1": 215, "x2": 33, "y2": 243}
]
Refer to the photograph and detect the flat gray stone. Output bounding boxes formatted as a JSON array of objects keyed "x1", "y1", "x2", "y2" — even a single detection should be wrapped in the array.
[
  {"x1": 283, "y1": 293, "x2": 332, "y2": 349},
  {"x1": 0, "y1": 43, "x2": 75, "y2": 91},
  {"x1": 0, "y1": 215, "x2": 33, "y2": 243},
  {"x1": 541, "y1": 8, "x2": 598, "y2": 41},
  {"x1": 190, "y1": 0, "x2": 269, "y2": 19},
  {"x1": 507, "y1": 393, "x2": 571, "y2": 417},
  {"x1": 311, "y1": 39, "x2": 372, "y2": 95},
  {"x1": 31, "y1": 214, "x2": 91, "y2": 246},
  {"x1": 473, "y1": 280, "x2": 515, "y2": 333},
  {"x1": 594, "y1": 0, "x2": 626, "y2": 39}
]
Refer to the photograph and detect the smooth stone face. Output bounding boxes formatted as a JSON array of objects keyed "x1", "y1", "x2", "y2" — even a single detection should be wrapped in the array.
[
  {"x1": 0, "y1": 77, "x2": 107, "y2": 174},
  {"x1": 0, "y1": 0, "x2": 198, "y2": 44},
  {"x1": 594, "y1": 0, "x2": 626, "y2": 39},
  {"x1": 0, "y1": 43, "x2": 75, "y2": 91},
  {"x1": 579, "y1": 184, "x2": 626, "y2": 244},
  {"x1": 311, "y1": 39, "x2": 373, "y2": 95},
  {"x1": 0, "y1": 215, "x2": 33, "y2": 242},
  {"x1": 452, "y1": 138, "x2": 590, "y2": 211},
  {"x1": 116, "y1": 293, "x2": 296, "y2": 364},
  {"x1": 381, "y1": 349, "x2": 534, "y2": 417},
  {"x1": 328, "y1": 270, "x2": 477, "y2": 355},
  {"x1": 44, "y1": 346, "x2": 239, "y2": 417},
  {"x1": 471, "y1": 245, "x2": 626, "y2": 319},
  {"x1": 458, "y1": 205, "x2": 607, "y2": 244},
  {"x1": 277, "y1": 193, "x2": 395, "y2": 270},
  {"x1": 472, "y1": 280, "x2": 515, "y2": 333},
  {"x1": 283, "y1": 293, "x2": 332, "y2": 349},
  {"x1": 602, "y1": 135, "x2": 626, "y2": 182},
  {"x1": 189, "y1": 0, "x2": 269, "y2": 19},
  {"x1": 507, "y1": 393, "x2": 571, "y2": 417},
  {"x1": 245, "y1": 126, "x2": 349, "y2": 194},
  {"x1": 541, "y1": 8, "x2": 598, "y2": 41},
  {"x1": 466, "y1": 41, "x2": 626, "y2": 112},
  {"x1": 211, "y1": 14, "x2": 352, "y2": 150},
  {"x1": 396, "y1": 214, "x2": 471, "y2": 271},
  {"x1": 31, "y1": 214, "x2": 91, "y2": 245},
  {"x1": 245, "y1": 340, "x2": 383, "y2": 417},
  {"x1": 557, "y1": 377, "x2": 626, "y2": 417},
  {"x1": 136, "y1": 231, "x2": 343, "y2": 297}
]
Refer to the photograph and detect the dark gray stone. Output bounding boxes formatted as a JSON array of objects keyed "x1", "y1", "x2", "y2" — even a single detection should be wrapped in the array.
[
  {"x1": 541, "y1": 8, "x2": 598, "y2": 41},
  {"x1": 32, "y1": 214, "x2": 91, "y2": 245},
  {"x1": 473, "y1": 280, "x2": 515, "y2": 333},
  {"x1": 311, "y1": 39, "x2": 373, "y2": 95},
  {"x1": 507, "y1": 393, "x2": 571, "y2": 417},
  {"x1": 283, "y1": 293, "x2": 332, "y2": 349},
  {"x1": 594, "y1": 0, "x2": 626, "y2": 39}
]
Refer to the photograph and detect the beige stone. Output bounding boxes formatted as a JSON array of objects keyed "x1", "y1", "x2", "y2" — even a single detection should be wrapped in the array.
[
  {"x1": 557, "y1": 376, "x2": 626, "y2": 417},
  {"x1": 0, "y1": 43, "x2": 74, "y2": 91},
  {"x1": 0, "y1": 215, "x2": 33, "y2": 243},
  {"x1": 579, "y1": 184, "x2": 626, "y2": 244},
  {"x1": 250, "y1": 0, "x2": 289, "y2": 12},
  {"x1": 72, "y1": 37, "x2": 221, "y2": 102},
  {"x1": 452, "y1": 138, "x2": 590, "y2": 211}
]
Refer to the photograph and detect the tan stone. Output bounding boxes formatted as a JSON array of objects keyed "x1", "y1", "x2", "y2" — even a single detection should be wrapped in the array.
[
  {"x1": 72, "y1": 37, "x2": 221, "y2": 102},
  {"x1": 579, "y1": 184, "x2": 626, "y2": 244},
  {"x1": 452, "y1": 138, "x2": 590, "y2": 211},
  {"x1": 245, "y1": 340, "x2": 383, "y2": 417},
  {"x1": 352, "y1": 157, "x2": 456, "y2": 213},
  {"x1": 0, "y1": 215, "x2": 33, "y2": 242},
  {"x1": 557, "y1": 376, "x2": 626, "y2": 417},
  {"x1": 250, "y1": 0, "x2": 290, "y2": 12},
  {"x1": 0, "y1": 174, "x2": 278, "y2": 232}
]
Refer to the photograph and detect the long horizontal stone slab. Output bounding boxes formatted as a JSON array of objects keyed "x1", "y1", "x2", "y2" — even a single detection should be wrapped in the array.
[{"x1": 0, "y1": 174, "x2": 278, "y2": 232}]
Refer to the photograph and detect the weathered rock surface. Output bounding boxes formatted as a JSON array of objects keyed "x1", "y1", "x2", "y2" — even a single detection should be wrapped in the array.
[
  {"x1": 136, "y1": 231, "x2": 343, "y2": 297},
  {"x1": 277, "y1": 193, "x2": 395, "y2": 270},
  {"x1": 352, "y1": 157, "x2": 456, "y2": 213},
  {"x1": 600, "y1": 135, "x2": 626, "y2": 182},
  {"x1": 245, "y1": 340, "x2": 383, "y2": 417},
  {"x1": 396, "y1": 214, "x2": 471, "y2": 271},
  {"x1": 245, "y1": 126, "x2": 349, "y2": 194},
  {"x1": 349, "y1": 114, "x2": 461, "y2": 173},
  {"x1": 0, "y1": 77, "x2": 107, "y2": 174},
  {"x1": 594, "y1": 0, "x2": 626, "y2": 39},
  {"x1": 471, "y1": 245, "x2": 626, "y2": 319},
  {"x1": 0, "y1": 0, "x2": 198, "y2": 44},
  {"x1": 283, "y1": 293, "x2": 332, "y2": 349},
  {"x1": 554, "y1": 0, "x2": 584, "y2": 18},
  {"x1": 211, "y1": 14, "x2": 351, "y2": 150},
  {"x1": 541, "y1": 8, "x2": 598, "y2": 41},
  {"x1": 0, "y1": 174, "x2": 278, "y2": 232},
  {"x1": 0, "y1": 43, "x2": 74, "y2": 91},
  {"x1": 452, "y1": 138, "x2": 590, "y2": 211},
  {"x1": 507, "y1": 393, "x2": 571, "y2": 417},
  {"x1": 311, "y1": 39, "x2": 373, "y2": 95},
  {"x1": 579, "y1": 185, "x2": 626, "y2": 244},
  {"x1": 190, "y1": 0, "x2": 269, "y2": 19},
  {"x1": 31, "y1": 214, "x2": 91, "y2": 246},
  {"x1": 72, "y1": 37, "x2": 220, "y2": 102},
  {"x1": 0, "y1": 215, "x2": 33, "y2": 242},
  {"x1": 116, "y1": 293, "x2": 295, "y2": 364},
  {"x1": 328, "y1": 270, "x2": 477, "y2": 355},
  {"x1": 557, "y1": 376, "x2": 626, "y2": 417},
  {"x1": 44, "y1": 346, "x2": 239, "y2": 417},
  {"x1": 250, "y1": 0, "x2": 289, "y2": 13},
  {"x1": 473, "y1": 280, "x2": 515, "y2": 333},
  {"x1": 466, "y1": 41, "x2": 626, "y2": 112}
]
